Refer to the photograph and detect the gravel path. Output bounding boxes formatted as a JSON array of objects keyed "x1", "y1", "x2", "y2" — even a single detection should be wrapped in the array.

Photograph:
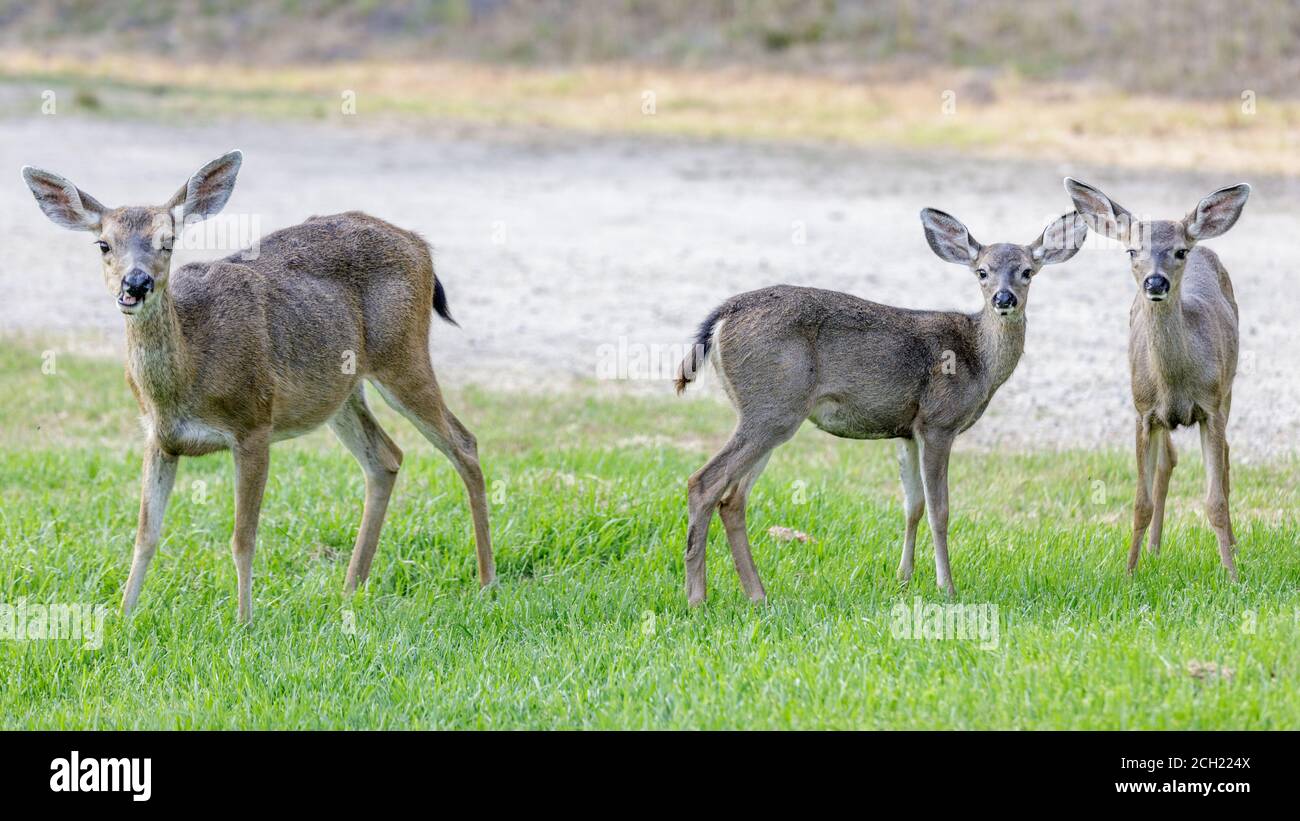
[{"x1": 4, "y1": 116, "x2": 1298, "y2": 459}]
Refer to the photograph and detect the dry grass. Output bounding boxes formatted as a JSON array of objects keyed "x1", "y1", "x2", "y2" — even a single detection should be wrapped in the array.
[{"x1": 5, "y1": 52, "x2": 1300, "y2": 176}]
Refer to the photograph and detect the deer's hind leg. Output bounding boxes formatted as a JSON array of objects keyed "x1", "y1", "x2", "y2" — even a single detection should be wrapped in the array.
[
  {"x1": 329, "y1": 385, "x2": 404, "y2": 593},
  {"x1": 231, "y1": 429, "x2": 271, "y2": 625},
  {"x1": 1222, "y1": 391, "x2": 1236, "y2": 547},
  {"x1": 718, "y1": 452, "x2": 773, "y2": 603},
  {"x1": 1200, "y1": 413, "x2": 1238, "y2": 581},
  {"x1": 687, "y1": 418, "x2": 800, "y2": 606},
  {"x1": 373, "y1": 362, "x2": 495, "y2": 588}
]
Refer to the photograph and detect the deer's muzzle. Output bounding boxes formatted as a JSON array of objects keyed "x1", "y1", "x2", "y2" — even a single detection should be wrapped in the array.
[
  {"x1": 119, "y1": 270, "x2": 154, "y2": 312},
  {"x1": 991, "y1": 290, "x2": 1018, "y2": 314},
  {"x1": 1142, "y1": 274, "x2": 1170, "y2": 301}
]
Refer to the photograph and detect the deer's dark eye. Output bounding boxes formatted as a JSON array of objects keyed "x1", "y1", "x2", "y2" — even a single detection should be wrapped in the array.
[
  {"x1": 1021, "y1": 268, "x2": 1033, "y2": 280},
  {"x1": 1174, "y1": 248, "x2": 1189, "y2": 260},
  {"x1": 976, "y1": 269, "x2": 988, "y2": 280},
  {"x1": 95, "y1": 240, "x2": 110, "y2": 254},
  {"x1": 1127, "y1": 249, "x2": 1137, "y2": 258}
]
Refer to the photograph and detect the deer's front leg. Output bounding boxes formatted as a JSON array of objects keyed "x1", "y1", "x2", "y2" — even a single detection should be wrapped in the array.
[
  {"x1": 1147, "y1": 428, "x2": 1175, "y2": 556},
  {"x1": 122, "y1": 440, "x2": 179, "y2": 616},
  {"x1": 1129, "y1": 419, "x2": 1157, "y2": 573},
  {"x1": 231, "y1": 430, "x2": 271, "y2": 624},
  {"x1": 896, "y1": 438, "x2": 924, "y2": 584},
  {"x1": 1199, "y1": 414, "x2": 1238, "y2": 581},
  {"x1": 918, "y1": 430, "x2": 955, "y2": 596}
]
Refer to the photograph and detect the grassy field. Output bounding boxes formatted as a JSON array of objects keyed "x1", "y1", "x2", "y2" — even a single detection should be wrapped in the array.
[{"x1": 1, "y1": 339, "x2": 1298, "y2": 729}]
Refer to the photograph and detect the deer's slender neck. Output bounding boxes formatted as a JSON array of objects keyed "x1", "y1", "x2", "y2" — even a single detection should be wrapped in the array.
[
  {"x1": 125, "y1": 289, "x2": 190, "y2": 410},
  {"x1": 974, "y1": 307, "x2": 1026, "y2": 391},
  {"x1": 1134, "y1": 294, "x2": 1194, "y2": 375}
]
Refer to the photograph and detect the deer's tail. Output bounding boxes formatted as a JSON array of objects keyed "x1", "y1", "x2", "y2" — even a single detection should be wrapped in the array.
[
  {"x1": 433, "y1": 275, "x2": 457, "y2": 327},
  {"x1": 412, "y1": 235, "x2": 458, "y2": 327},
  {"x1": 675, "y1": 302, "x2": 728, "y2": 395}
]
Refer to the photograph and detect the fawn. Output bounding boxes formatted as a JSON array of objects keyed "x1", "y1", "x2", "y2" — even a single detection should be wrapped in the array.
[
  {"x1": 1066, "y1": 178, "x2": 1249, "y2": 579},
  {"x1": 21, "y1": 151, "x2": 495, "y2": 623},
  {"x1": 674, "y1": 208, "x2": 1087, "y2": 603}
]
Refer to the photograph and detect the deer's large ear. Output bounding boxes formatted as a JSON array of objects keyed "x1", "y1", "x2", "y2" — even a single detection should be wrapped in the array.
[
  {"x1": 920, "y1": 208, "x2": 981, "y2": 265},
  {"x1": 1064, "y1": 178, "x2": 1132, "y2": 243},
  {"x1": 1185, "y1": 184, "x2": 1250, "y2": 240},
  {"x1": 166, "y1": 150, "x2": 242, "y2": 221},
  {"x1": 20, "y1": 166, "x2": 105, "y2": 232},
  {"x1": 1030, "y1": 212, "x2": 1088, "y2": 266}
]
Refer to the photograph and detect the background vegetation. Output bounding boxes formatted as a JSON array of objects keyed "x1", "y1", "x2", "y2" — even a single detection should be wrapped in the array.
[
  {"x1": 4, "y1": 2, "x2": 1297, "y2": 176},
  {"x1": 2, "y1": 0, "x2": 1297, "y2": 98}
]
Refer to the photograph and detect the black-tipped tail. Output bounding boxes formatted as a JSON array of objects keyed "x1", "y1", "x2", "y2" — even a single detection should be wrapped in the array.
[
  {"x1": 433, "y1": 277, "x2": 458, "y2": 327},
  {"x1": 675, "y1": 305, "x2": 725, "y2": 395}
]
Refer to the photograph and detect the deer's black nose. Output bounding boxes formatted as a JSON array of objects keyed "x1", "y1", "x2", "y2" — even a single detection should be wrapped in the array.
[
  {"x1": 123, "y1": 270, "x2": 154, "y2": 298},
  {"x1": 1143, "y1": 275, "x2": 1170, "y2": 298},
  {"x1": 992, "y1": 290, "x2": 1017, "y2": 310}
]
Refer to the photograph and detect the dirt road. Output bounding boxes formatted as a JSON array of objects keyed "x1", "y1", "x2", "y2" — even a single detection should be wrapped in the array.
[{"x1": 4, "y1": 116, "x2": 1298, "y2": 458}]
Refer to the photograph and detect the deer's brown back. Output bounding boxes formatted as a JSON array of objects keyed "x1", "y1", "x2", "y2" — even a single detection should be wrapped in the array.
[
  {"x1": 163, "y1": 212, "x2": 435, "y2": 441},
  {"x1": 714, "y1": 286, "x2": 989, "y2": 440}
]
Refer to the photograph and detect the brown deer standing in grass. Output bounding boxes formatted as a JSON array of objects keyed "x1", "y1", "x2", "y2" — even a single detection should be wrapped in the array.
[
  {"x1": 674, "y1": 208, "x2": 1087, "y2": 604},
  {"x1": 1065, "y1": 178, "x2": 1249, "y2": 580},
  {"x1": 21, "y1": 151, "x2": 494, "y2": 624}
]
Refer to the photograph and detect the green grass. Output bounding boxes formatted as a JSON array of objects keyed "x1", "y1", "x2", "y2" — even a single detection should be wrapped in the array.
[{"x1": 2, "y1": 340, "x2": 1298, "y2": 729}]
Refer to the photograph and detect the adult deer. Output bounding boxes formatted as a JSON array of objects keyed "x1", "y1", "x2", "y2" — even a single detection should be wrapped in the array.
[
  {"x1": 674, "y1": 209, "x2": 1086, "y2": 604},
  {"x1": 21, "y1": 151, "x2": 495, "y2": 623},
  {"x1": 1065, "y1": 178, "x2": 1249, "y2": 580}
]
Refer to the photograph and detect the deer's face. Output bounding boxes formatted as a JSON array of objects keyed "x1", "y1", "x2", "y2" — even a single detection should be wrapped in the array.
[
  {"x1": 1066, "y1": 178, "x2": 1251, "y2": 305},
  {"x1": 96, "y1": 208, "x2": 176, "y2": 315},
  {"x1": 21, "y1": 150, "x2": 242, "y2": 321},
  {"x1": 919, "y1": 208, "x2": 1086, "y2": 319},
  {"x1": 1125, "y1": 221, "x2": 1190, "y2": 302},
  {"x1": 972, "y1": 243, "x2": 1038, "y2": 317}
]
